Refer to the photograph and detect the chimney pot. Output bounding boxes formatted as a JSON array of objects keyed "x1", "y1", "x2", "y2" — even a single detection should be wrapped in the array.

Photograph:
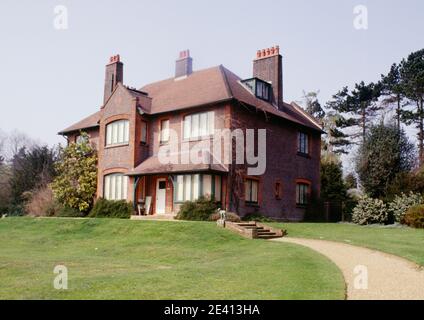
[{"x1": 175, "y1": 49, "x2": 193, "y2": 78}]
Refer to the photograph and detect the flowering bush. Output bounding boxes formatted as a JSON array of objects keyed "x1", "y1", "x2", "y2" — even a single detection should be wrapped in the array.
[
  {"x1": 388, "y1": 192, "x2": 424, "y2": 223},
  {"x1": 352, "y1": 195, "x2": 388, "y2": 225},
  {"x1": 403, "y1": 205, "x2": 424, "y2": 228}
]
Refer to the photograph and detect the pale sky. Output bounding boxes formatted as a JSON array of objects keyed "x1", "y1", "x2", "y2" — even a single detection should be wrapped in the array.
[{"x1": 0, "y1": 0, "x2": 423, "y2": 147}]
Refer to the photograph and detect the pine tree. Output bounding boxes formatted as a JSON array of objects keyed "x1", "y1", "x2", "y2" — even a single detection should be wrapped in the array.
[{"x1": 381, "y1": 63, "x2": 404, "y2": 131}]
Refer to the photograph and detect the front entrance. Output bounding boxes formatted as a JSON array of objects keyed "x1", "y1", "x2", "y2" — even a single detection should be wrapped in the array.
[{"x1": 155, "y1": 178, "x2": 167, "y2": 214}]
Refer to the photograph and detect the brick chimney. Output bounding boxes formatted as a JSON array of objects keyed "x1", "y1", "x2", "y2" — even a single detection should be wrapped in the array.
[
  {"x1": 253, "y1": 46, "x2": 283, "y2": 109},
  {"x1": 175, "y1": 50, "x2": 193, "y2": 78},
  {"x1": 104, "y1": 54, "x2": 123, "y2": 104}
]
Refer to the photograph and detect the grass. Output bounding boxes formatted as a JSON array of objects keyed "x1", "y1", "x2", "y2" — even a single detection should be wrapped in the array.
[
  {"x1": 271, "y1": 222, "x2": 424, "y2": 266},
  {"x1": 0, "y1": 217, "x2": 345, "y2": 300}
]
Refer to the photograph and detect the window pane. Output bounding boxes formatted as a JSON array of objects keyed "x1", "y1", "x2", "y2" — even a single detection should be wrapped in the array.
[
  {"x1": 118, "y1": 121, "x2": 124, "y2": 143},
  {"x1": 141, "y1": 121, "x2": 147, "y2": 143},
  {"x1": 184, "y1": 115, "x2": 191, "y2": 139},
  {"x1": 199, "y1": 113, "x2": 208, "y2": 136},
  {"x1": 208, "y1": 111, "x2": 215, "y2": 135},
  {"x1": 192, "y1": 175, "x2": 199, "y2": 201},
  {"x1": 251, "y1": 180, "x2": 258, "y2": 203},
  {"x1": 112, "y1": 123, "x2": 118, "y2": 144},
  {"x1": 177, "y1": 175, "x2": 184, "y2": 201},
  {"x1": 106, "y1": 124, "x2": 112, "y2": 145},
  {"x1": 123, "y1": 176, "x2": 128, "y2": 200},
  {"x1": 124, "y1": 120, "x2": 129, "y2": 143},
  {"x1": 116, "y1": 175, "x2": 122, "y2": 199},
  {"x1": 110, "y1": 175, "x2": 116, "y2": 200},
  {"x1": 215, "y1": 176, "x2": 221, "y2": 201},
  {"x1": 184, "y1": 175, "x2": 191, "y2": 201},
  {"x1": 202, "y1": 175, "x2": 212, "y2": 198},
  {"x1": 245, "y1": 180, "x2": 251, "y2": 202},
  {"x1": 104, "y1": 175, "x2": 110, "y2": 200},
  {"x1": 191, "y1": 114, "x2": 199, "y2": 138},
  {"x1": 161, "y1": 120, "x2": 169, "y2": 142}
]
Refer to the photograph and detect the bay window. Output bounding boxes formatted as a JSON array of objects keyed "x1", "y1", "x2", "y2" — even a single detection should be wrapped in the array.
[
  {"x1": 174, "y1": 174, "x2": 222, "y2": 202},
  {"x1": 104, "y1": 173, "x2": 128, "y2": 200},
  {"x1": 106, "y1": 120, "x2": 129, "y2": 146}
]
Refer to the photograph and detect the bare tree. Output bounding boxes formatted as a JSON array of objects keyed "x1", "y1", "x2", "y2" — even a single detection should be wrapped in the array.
[{"x1": 5, "y1": 130, "x2": 37, "y2": 160}]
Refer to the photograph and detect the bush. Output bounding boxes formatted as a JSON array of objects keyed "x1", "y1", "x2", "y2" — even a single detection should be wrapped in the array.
[
  {"x1": 57, "y1": 206, "x2": 85, "y2": 217},
  {"x1": 352, "y1": 195, "x2": 388, "y2": 225},
  {"x1": 242, "y1": 212, "x2": 275, "y2": 222},
  {"x1": 88, "y1": 198, "x2": 133, "y2": 219},
  {"x1": 176, "y1": 197, "x2": 218, "y2": 221},
  {"x1": 402, "y1": 205, "x2": 424, "y2": 228},
  {"x1": 25, "y1": 186, "x2": 60, "y2": 217},
  {"x1": 209, "y1": 211, "x2": 241, "y2": 222},
  {"x1": 388, "y1": 192, "x2": 424, "y2": 223}
]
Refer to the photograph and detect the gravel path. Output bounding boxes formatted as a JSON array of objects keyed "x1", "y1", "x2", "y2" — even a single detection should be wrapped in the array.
[{"x1": 271, "y1": 237, "x2": 424, "y2": 300}]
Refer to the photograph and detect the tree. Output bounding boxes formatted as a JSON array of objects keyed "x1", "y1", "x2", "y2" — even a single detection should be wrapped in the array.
[
  {"x1": 344, "y1": 173, "x2": 357, "y2": 189},
  {"x1": 321, "y1": 111, "x2": 352, "y2": 154},
  {"x1": 9, "y1": 145, "x2": 58, "y2": 206},
  {"x1": 320, "y1": 157, "x2": 347, "y2": 202},
  {"x1": 302, "y1": 90, "x2": 325, "y2": 120},
  {"x1": 51, "y1": 133, "x2": 97, "y2": 212},
  {"x1": 356, "y1": 123, "x2": 415, "y2": 198},
  {"x1": 327, "y1": 82, "x2": 381, "y2": 146},
  {"x1": 381, "y1": 63, "x2": 404, "y2": 131},
  {"x1": 399, "y1": 49, "x2": 424, "y2": 165}
]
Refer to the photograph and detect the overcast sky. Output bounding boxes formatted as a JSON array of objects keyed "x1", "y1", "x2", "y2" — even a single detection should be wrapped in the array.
[{"x1": 0, "y1": 0, "x2": 423, "y2": 147}]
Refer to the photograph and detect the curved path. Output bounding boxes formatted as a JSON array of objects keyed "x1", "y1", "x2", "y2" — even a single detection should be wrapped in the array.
[{"x1": 271, "y1": 237, "x2": 424, "y2": 300}]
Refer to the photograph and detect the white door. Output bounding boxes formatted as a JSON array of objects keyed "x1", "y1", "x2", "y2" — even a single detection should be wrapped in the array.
[{"x1": 155, "y1": 179, "x2": 167, "y2": 214}]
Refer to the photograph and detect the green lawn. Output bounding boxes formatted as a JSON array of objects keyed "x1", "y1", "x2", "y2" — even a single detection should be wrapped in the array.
[
  {"x1": 0, "y1": 218, "x2": 345, "y2": 300},
  {"x1": 271, "y1": 222, "x2": 424, "y2": 266}
]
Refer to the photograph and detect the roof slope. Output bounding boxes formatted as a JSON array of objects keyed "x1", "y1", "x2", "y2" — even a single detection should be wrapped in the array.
[{"x1": 58, "y1": 110, "x2": 101, "y2": 134}]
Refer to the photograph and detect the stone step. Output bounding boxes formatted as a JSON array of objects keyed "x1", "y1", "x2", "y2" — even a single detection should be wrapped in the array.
[
  {"x1": 257, "y1": 234, "x2": 281, "y2": 239},
  {"x1": 257, "y1": 230, "x2": 274, "y2": 235}
]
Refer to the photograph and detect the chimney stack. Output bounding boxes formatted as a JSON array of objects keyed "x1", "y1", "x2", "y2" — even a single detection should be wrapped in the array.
[
  {"x1": 175, "y1": 50, "x2": 193, "y2": 78},
  {"x1": 253, "y1": 45, "x2": 283, "y2": 109},
  {"x1": 104, "y1": 54, "x2": 123, "y2": 104}
]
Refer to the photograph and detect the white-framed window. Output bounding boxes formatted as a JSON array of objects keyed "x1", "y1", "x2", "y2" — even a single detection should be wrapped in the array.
[
  {"x1": 245, "y1": 178, "x2": 259, "y2": 203},
  {"x1": 296, "y1": 183, "x2": 310, "y2": 206},
  {"x1": 298, "y1": 132, "x2": 309, "y2": 154},
  {"x1": 104, "y1": 173, "x2": 128, "y2": 200},
  {"x1": 183, "y1": 111, "x2": 214, "y2": 140},
  {"x1": 106, "y1": 120, "x2": 129, "y2": 146},
  {"x1": 140, "y1": 121, "x2": 147, "y2": 144},
  {"x1": 175, "y1": 174, "x2": 222, "y2": 202},
  {"x1": 160, "y1": 119, "x2": 169, "y2": 143}
]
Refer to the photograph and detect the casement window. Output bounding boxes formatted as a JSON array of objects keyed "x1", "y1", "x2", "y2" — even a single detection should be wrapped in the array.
[
  {"x1": 174, "y1": 174, "x2": 222, "y2": 202},
  {"x1": 298, "y1": 132, "x2": 309, "y2": 155},
  {"x1": 140, "y1": 121, "x2": 147, "y2": 144},
  {"x1": 106, "y1": 120, "x2": 129, "y2": 146},
  {"x1": 274, "y1": 181, "x2": 282, "y2": 199},
  {"x1": 245, "y1": 178, "x2": 259, "y2": 204},
  {"x1": 256, "y1": 81, "x2": 270, "y2": 101},
  {"x1": 160, "y1": 119, "x2": 169, "y2": 143},
  {"x1": 183, "y1": 111, "x2": 215, "y2": 139},
  {"x1": 296, "y1": 183, "x2": 310, "y2": 206},
  {"x1": 104, "y1": 173, "x2": 128, "y2": 200}
]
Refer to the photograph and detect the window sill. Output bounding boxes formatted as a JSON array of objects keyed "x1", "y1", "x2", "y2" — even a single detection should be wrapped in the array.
[
  {"x1": 297, "y1": 152, "x2": 311, "y2": 159},
  {"x1": 182, "y1": 135, "x2": 214, "y2": 143},
  {"x1": 105, "y1": 143, "x2": 129, "y2": 149}
]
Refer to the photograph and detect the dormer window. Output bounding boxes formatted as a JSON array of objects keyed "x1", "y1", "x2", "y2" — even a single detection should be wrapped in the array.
[{"x1": 241, "y1": 78, "x2": 271, "y2": 102}]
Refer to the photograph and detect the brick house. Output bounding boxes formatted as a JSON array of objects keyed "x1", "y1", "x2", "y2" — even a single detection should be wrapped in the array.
[{"x1": 59, "y1": 46, "x2": 322, "y2": 221}]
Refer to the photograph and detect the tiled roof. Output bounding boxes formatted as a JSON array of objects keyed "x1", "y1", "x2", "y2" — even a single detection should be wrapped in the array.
[
  {"x1": 58, "y1": 110, "x2": 101, "y2": 134},
  {"x1": 59, "y1": 65, "x2": 322, "y2": 134},
  {"x1": 127, "y1": 153, "x2": 229, "y2": 176}
]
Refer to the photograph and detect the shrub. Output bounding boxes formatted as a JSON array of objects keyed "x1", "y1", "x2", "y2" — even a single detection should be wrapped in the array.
[
  {"x1": 176, "y1": 197, "x2": 218, "y2": 221},
  {"x1": 209, "y1": 211, "x2": 241, "y2": 222},
  {"x1": 57, "y1": 206, "x2": 85, "y2": 217},
  {"x1": 242, "y1": 212, "x2": 275, "y2": 222},
  {"x1": 388, "y1": 192, "x2": 424, "y2": 223},
  {"x1": 88, "y1": 198, "x2": 133, "y2": 219},
  {"x1": 352, "y1": 195, "x2": 388, "y2": 225},
  {"x1": 402, "y1": 205, "x2": 424, "y2": 228},
  {"x1": 25, "y1": 186, "x2": 60, "y2": 217}
]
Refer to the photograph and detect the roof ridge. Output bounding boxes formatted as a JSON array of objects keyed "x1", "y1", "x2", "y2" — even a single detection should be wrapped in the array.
[{"x1": 218, "y1": 65, "x2": 234, "y2": 99}]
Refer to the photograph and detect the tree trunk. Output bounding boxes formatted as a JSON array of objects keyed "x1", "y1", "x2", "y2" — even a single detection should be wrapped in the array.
[
  {"x1": 361, "y1": 103, "x2": 366, "y2": 143},
  {"x1": 397, "y1": 94, "x2": 401, "y2": 132}
]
